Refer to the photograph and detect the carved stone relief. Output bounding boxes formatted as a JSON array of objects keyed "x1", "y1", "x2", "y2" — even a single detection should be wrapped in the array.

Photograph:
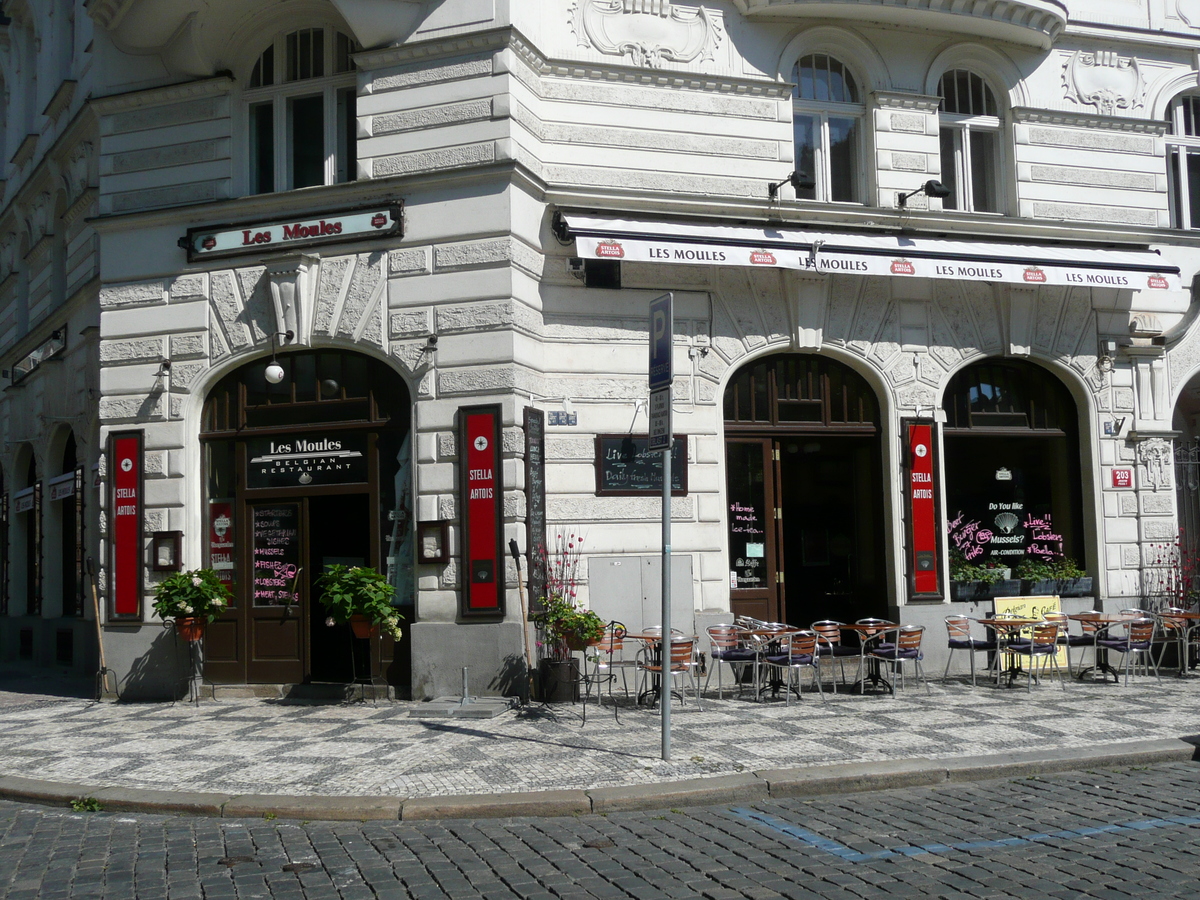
[
  {"x1": 570, "y1": 0, "x2": 722, "y2": 69},
  {"x1": 1063, "y1": 50, "x2": 1145, "y2": 117},
  {"x1": 63, "y1": 143, "x2": 92, "y2": 203},
  {"x1": 1139, "y1": 438, "x2": 1173, "y2": 491},
  {"x1": 26, "y1": 192, "x2": 51, "y2": 244}
]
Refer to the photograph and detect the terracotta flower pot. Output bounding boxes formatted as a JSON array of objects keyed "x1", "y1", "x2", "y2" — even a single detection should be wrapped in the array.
[
  {"x1": 174, "y1": 617, "x2": 205, "y2": 642},
  {"x1": 349, "y1": 614, "x2": 379, "y2": 639}
]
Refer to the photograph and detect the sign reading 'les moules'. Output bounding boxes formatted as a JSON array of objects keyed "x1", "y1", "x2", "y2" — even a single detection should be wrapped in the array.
[
  {"x1": 247, "y1": 433, "x2": 367, "y2": 489},
  {"x1": 181, "y1": 204, "x2": 403, "y2": 261}
]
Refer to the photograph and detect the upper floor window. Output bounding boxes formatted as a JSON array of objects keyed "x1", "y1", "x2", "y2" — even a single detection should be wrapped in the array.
[
  {"x1": 792, "y1": 54, "x2": 863, "y2": 204},
  {"x1": 245, "y1": 28, "x2": 359, "y2": 194},
  {"x1": 1168, "y1": 94, "x2": 1200, "y2": 230},
  {"x1": 938, "y1": 69, "x2": 1002, "y2": 214}
]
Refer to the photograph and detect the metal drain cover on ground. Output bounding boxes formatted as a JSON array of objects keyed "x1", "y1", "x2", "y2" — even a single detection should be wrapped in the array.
[{"x1": 409, "y1": 697, "x2": 515, "y2": 718}]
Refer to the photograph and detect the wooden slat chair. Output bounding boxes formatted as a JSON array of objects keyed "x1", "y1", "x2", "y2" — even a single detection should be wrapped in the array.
[
  {"x1": 811, "y1": 620, "x2": 859, "y2": 693},
  {"x1": 703, "y1": 624, "x2": 756, "y2": 700},
  {"x1": 868, "y1": 624, "x2": 930, "y2": 696},
  {"x1": 942, "y1": 615, "x2": 997, "y2": 686}
]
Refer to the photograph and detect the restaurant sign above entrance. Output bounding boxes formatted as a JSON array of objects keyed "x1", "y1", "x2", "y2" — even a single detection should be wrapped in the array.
[
  {"x1": 247, "y1": 432, "x2": 368, "y2": 489},
  {"x1": 180, "y1": 204, "x2": 403, "y2": 261}
]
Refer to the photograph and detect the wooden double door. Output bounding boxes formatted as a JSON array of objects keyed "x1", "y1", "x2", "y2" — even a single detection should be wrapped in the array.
[
  {"x1": 206, "y1": 489, "x2": 374, "y2": 685},
  {"x1": 726, "y1": 435, "x2": 886, "y2": 627}
]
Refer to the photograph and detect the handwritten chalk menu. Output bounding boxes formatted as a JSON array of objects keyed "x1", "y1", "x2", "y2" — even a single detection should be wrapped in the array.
[
  {"x1": 523, "y1": 407, "x2": 547, "y2": 608},
  {"x1": 726, "y1": 442, "x2": 768, "y2": 590},
  {"x1": 252, "y1": 504, "x2": 301, "y2": 607},
  {"x1": 594, "y1": 434, "x2": 687, "y2": 495}
]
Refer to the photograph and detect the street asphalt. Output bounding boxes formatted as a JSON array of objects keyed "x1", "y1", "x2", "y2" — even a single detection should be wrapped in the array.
[{"x1": 0, "y1": 665, "x2": 1197, "y2": 821}]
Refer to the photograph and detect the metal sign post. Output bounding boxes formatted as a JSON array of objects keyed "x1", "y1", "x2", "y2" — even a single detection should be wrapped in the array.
[{"x1": 648, "y1": 293, "x2": 673, "y2": 761}]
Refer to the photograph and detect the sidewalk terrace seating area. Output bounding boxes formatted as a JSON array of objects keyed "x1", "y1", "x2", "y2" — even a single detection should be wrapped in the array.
[{"x1": 3, "y1": 630, "x2": 1200, "y2": 802}]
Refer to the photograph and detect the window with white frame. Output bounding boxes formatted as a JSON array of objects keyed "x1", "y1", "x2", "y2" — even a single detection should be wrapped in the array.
[
  {"x1": 937, "y1": 70, "x2": 1002, "y2": 213},
  {"x1": 792, "y1": 54, "x2": 863, "y2": 203},
  {"x1": 245, "y1": 28, "x2": 359, "y2": 194},
  {"x1": 1167, "y1": 94, "x2": 1200, "y2": 230}
]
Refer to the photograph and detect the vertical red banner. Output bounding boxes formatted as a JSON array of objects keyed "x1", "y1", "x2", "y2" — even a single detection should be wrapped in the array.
[
  {"x1": 906, "y1": 421, "x2": 941, "y2": 598},
  {"x1": 462, "y1": 406, "x2": 503, "y2": 614},
  {"x1": 110, "y1": 432, "x2": 144, "y2": 618}
]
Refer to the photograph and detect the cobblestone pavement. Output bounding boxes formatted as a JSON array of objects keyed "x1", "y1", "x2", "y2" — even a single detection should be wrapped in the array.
[
  {"x1": 2, "y1": 762, "x2": 1199, "y2": 899},
  {"x1": 1, "y1": 671, "x2": 1199, "y2": 799}
]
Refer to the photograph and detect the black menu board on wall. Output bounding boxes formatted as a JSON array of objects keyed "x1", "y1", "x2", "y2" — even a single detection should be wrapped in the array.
[
  {"x1": 252, "y1": 504, "x2": 301, "y2": 607},
  {"x1": 594, "y1": 435, "x2": 687, "y2": 495},
  {"x1": 523, "y1": 407, "x2": 547, "y2": 610}
]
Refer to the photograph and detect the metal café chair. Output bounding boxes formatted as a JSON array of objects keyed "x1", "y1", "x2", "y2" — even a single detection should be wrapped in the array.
[
  {"x1": 1096, "y1": 617, "x2": 1161, "y2": 685},
  {"x1": 852, "y1": 617, "x2": 896, "y2": 692},
  {"x1": 761, "y1": 630, "x2": 825, "y2": 706},
  {"x1": 585, "y1": 621, "x2": 639, "y2": 720},
  {"x1": 942, "y1": 615, "x2": 997, "y2": 686},
  {"x1": 1003, "y1": 621, "x2": 1067, "y2": 691},
  {"x1": 812, "y1": 620, "x2": 859, "y2": 693},
  {"x1": 703, "y1": 624, "x2": 757, "y2": 700},
  {"x1": 638, "y1": 636, "x2": 703, "y2": 710},
  {"x1": 868, "y1": 624, "x2": 929, "y2": 696},
  {"x1": 1155, "y1": 608, "x2": 1193, "y2": 674}
]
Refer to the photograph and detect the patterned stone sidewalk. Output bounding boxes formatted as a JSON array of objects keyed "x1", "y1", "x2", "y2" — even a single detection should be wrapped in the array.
[{"x1": 1, "y1": 670, "x2": 1197, "y2": 800}]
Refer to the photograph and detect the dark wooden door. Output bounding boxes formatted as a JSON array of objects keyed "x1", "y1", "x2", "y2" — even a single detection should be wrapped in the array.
[{"x1": 726, "y1": 438, "x2": 781, "y2": 623}]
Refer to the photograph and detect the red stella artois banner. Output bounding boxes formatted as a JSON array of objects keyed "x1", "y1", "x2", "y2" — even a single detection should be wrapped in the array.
[
  {"x1": 573, "y1": 233, "x2": 1181, "y2": 291},
  {"x1": 183, "y1": 205, "x2": 402, "y2": 260}
]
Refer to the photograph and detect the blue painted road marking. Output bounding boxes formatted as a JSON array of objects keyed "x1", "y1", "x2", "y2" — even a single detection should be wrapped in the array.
[{"x1": 730, "y1": 807, "x2": 1200, "y2": 862}]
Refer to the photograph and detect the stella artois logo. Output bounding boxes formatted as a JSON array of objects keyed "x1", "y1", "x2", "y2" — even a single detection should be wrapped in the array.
[
  {"x1": 1023, "y1": 267, "x2": 1046, "y2": 283},
  {"x1": 1147, "y1": 274, "x2": 1169, "y2": 290},
  {"x1": 213, "y1": 514, "x2": 231, "y2": 539},
  {"x1": 371, "y1": 213, "x2": 387, "y2": 228},
  {"x1": 750, "y1": 250, "x2": 777, "y2": 265},
  {"x1": 890, "y1": 259, "x2": 915, "y2": 275},
  {"x1": 595, "y1": 240, "x2": 625, "y2": 259},
  {"x1": 202, "y1": 236, "x2": 217, "y2": 250}
]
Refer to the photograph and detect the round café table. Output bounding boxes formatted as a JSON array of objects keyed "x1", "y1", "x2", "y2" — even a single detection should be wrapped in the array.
[{"x1": 1068, "y1": 613, "x2": 1138, "y2": 683}]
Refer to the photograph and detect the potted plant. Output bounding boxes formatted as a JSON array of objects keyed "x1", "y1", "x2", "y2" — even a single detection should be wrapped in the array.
[
  {"x1": 949, "y1": 551, "x2": 1012, "y2": 601},
  {"x1": 313, "y1": 565, "x2": 404, "y2": 640},
  {"x1": 531, "y1": 594, "x2": 606, "y2": 702},
  {"x1": 152, "y1": 569, "x2": 232, "y2": 642},
  {"x1": 1052, "y1": 557, "x2": 1092, "y2": 597},
  {"x1": 1015, "y1": 557, "x2": 1057, "y2": 595}
]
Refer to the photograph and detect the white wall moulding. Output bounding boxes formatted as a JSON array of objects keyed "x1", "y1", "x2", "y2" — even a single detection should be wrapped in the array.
[
  {"x1": 731, "y1": 0, "x2": 1067, "y2": 49},
  {"x1": 571, "y1": 0, "x2": 723, "y2": 69}
]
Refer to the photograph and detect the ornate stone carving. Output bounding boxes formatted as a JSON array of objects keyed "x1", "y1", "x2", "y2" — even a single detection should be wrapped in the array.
[
  {"x1": 1063, "y1": 50, "x2": 1145, "y2": 117},
  {"x1": 26, "y1": 192, "x2": 52, "y2": 244},
  {"x1": 1139, "y1": 438, "x2": 1173, "y2": 491},
  {"x1": 1179, "y1": 2, "x2": 1200, "y2": 27},
  {"x1": 264, "y1": 255, "x2": 317, "y2": 345},
  {"x1": 571, "y1": 0, "x2": 722, "y2": 69},
  {"x1": 63, "y1": 142, "x2": 93, "y2": 202}
]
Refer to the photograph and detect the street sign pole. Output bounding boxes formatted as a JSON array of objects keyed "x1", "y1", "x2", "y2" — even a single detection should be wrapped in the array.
[{"x1": 648, "y1": 293, "x2": 673, "y2": 761}]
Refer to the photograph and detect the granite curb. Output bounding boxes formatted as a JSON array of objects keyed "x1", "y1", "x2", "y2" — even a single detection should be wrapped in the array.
[{"x1": 1, "y1": 738, "x2": 1195, "y2": 822}]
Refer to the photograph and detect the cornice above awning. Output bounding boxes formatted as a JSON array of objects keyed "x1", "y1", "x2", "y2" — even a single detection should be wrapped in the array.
[{"x1": 732, "y1": 0, "x2": 1068, "y2": 50}]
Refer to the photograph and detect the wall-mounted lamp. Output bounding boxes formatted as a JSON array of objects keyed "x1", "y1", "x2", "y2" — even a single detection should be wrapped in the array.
[
  {"x1": 264, "y1": 330, "x2": 295, "y2": 385},
  {"x1": 897, "y1": 179, "x2": 952, "y2": 208},
  {"x1": 768, "y1": 170, "x2": 816, "y2": 199},
  {"x1": 424, "y1": 334, "x2": 439, "y2": 354},
  {"x1": 155, "y1": 360, "x2": 172, "y2": 377}
]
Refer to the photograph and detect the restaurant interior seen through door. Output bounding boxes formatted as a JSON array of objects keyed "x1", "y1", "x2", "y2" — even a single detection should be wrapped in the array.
[
  {"x1": 200, "y1": 349, "x2": 413, "y2": 693},
  {"x1": 725, "y1": 353, "x2": 887, "y2": 626}
]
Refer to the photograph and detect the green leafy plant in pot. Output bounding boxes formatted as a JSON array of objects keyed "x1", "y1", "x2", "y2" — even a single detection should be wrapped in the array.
[
  {"x1": 313, "y1": 565, "x2": 403, "y2": 640},
  {"x1": 533, "y1": 594, "x2": 606, "y2": 661},
  {"x1": 152, "y1": 569, "x2": 232, "y2": 642}
]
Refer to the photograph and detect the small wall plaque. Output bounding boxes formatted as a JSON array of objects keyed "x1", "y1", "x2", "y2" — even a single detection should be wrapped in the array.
[
  {"x1": 151, "y1": 531, "x2": 183, "y2": 572},
  {"x1": 417, "y1": 521, "x2": 449, "y2": 564}
]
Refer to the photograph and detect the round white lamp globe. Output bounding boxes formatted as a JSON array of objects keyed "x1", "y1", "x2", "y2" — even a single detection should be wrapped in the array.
[{"x1": 265, "y1": 362, "x2": 286, "y2": 384}]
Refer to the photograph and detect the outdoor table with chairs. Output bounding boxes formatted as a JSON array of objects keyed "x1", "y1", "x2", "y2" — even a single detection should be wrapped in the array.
[{"x1": 1068, "y1": 612, "x2": 1139, "y2": 682}]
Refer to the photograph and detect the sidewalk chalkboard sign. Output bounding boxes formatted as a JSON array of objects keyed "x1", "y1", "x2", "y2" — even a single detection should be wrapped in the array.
[{"x1": 594, "y1": 434, "x2": 687, "y2": 496}]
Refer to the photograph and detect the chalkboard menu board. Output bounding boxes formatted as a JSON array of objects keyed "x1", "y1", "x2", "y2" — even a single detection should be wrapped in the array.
[
  {"x1": 252, "y1": 504, "x2": 301, "y2": 607},
  {"x1": 594, "y1": 435, "x2": 687, "y2": 496},
  {"x1": 523, "y1": 407, "x2": 547, "y2": 610}
]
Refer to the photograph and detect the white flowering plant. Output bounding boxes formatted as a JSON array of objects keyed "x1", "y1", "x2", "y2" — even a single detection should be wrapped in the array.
[
  {"x1": 313, "y1": 565, "x2": 404, "y2": 641},
  {"x1": 152, "y1": 569, "x2": 231, "y2": 624}
]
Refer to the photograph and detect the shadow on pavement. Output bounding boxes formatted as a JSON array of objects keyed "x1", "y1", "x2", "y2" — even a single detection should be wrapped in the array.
[{"x1": 0, "y1": 668, "x2": 95, "y2": 704}]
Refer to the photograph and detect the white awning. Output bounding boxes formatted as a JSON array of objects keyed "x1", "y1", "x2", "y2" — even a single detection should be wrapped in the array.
[{"x1": 560, "y1": 213, "x2": 1182, "y2": 292}]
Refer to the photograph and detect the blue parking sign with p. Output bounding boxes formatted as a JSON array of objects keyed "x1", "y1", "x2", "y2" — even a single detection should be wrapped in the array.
[{"x1": 649, "y1": 293, "x2": 673, "y2": 391}]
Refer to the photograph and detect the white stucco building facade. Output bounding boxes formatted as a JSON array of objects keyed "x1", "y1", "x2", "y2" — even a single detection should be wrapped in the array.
[{"x1": 6, "y1": 0, "x2": 1200, "y2": 699}]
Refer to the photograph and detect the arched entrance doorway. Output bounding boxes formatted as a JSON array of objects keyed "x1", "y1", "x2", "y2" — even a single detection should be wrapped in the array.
[
  {"x1": 724, "y1": 353, "x2": 886, "y2": 625},
  {"x1": 942, "y1": 359, "x2": 1084, "y2": 574},
  {"x1": 200, "y1": 349, "x2": 412, "y2": 691}
]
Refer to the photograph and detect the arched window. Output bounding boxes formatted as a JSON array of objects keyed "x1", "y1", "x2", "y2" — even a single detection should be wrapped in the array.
[
  {"x1": 792, "y1": 54, "x2": 863, "y2": 204},
  {"x1": 1167, "y1": 93, "x2": 1200, "y2": 230},
  {"x1": 724, "y1": 354, "x2": 878, "y2": 431},
  {"x1": 938, "y1": 69, "x2": 1002, "y2": 213},
  {"x1": 245, "y1": 28, "x2": 359, "y2": 194}
]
